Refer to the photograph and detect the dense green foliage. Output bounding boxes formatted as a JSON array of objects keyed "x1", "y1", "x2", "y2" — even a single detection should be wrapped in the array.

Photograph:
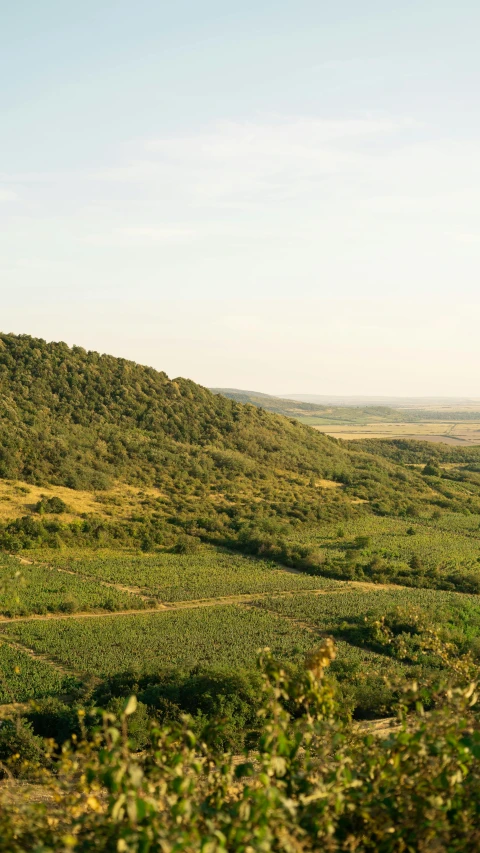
[
  {"x1": 3, "y1": 643, "x2": 480, "y2": 851},
  {"x1": 357, "y1": 437, "x2": 480, "y2": 465},
  {"x1": 0, "y1": 332, "x2": 355, "y2": 490}
]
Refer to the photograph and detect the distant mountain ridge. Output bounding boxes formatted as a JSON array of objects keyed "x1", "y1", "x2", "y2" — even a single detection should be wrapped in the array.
[
  {"x1": 210, "y1": 388, "x2": 402, "y2": 420},
  {"x1": 211, "y1": 388, "x2": 480, "y2": 424}
]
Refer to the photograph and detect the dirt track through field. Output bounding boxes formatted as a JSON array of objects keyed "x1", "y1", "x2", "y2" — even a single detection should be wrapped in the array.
[
  {"x1": 2, "y1": 549, "x2": 408, "y2": 629},
  {"x1": 1, "y1": 636, "x2": 85, "y2": 681},
  {"x1": 11, "y1": 555, "x2": 156, "y2": 603},
  {"x1": 0, "y1": 586, "x2": 363, "y2": 627}
]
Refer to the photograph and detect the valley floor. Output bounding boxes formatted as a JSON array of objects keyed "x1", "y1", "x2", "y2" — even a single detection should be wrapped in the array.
[{"x1": 2, "y1": 546, "x2": 480, "y2": 720}]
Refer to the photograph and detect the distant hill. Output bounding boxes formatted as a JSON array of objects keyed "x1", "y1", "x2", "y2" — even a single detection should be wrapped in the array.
[
  {"x1": 210, "y1": 387, "x2": 403, "y2": 422},
  {"x1": 211, "y1": 388, "x2": 480, "y2": 424},
  {"x1": 210, "y1": 388, "x2": 329, "y2": 416}
]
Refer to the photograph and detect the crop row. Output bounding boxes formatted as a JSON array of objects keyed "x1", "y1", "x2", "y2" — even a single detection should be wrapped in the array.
[
  {"x1": 0, "y1": 642, "x2": 73, "y2": 703},
  {"x1": 0, "y1": 554, "x2": 147, "y2": 616},
  {"x1": 252, "y1": 586, "x2": 480, "y2": 644},
  {"x1": 31, "y1": 548, "x2": 341, "y2": 601},
  {"x1": 0, "y1": 599, "x2": 421, "y2": 717},
  {"x1": 288, "y1": 515, "x2": 480, "y2": 574}
]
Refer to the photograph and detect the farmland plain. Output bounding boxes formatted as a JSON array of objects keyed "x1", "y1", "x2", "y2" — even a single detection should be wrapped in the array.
[{"x1": 310, "y1": 421, "x2": 480, "y2": 445}]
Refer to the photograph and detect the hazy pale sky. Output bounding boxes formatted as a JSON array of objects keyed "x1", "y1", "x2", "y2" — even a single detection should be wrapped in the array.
[{"x1": 2, "y1": 1, "x2": 480, "y2": 395}]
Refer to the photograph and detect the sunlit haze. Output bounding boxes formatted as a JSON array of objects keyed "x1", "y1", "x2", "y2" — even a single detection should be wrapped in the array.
[{"x1": 2, "y1": 1, "x2": 480, "y2": 395}]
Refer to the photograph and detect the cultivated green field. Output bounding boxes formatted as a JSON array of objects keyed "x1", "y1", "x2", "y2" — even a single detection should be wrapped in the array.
[
  {"x1": 0, "y1": 643, "x2": 73, "y2": 704},
  {"x1": 2, "y1": 605, "x2": 316, "y2": 676},
  {"x1": 0, "y1": 553, "x2": 147, "y2": 616},
  {"x1": 34, "y1": 548, "x2": 341, "y2": 601},
  {"x1": 0, "y1": 598, "x2": 411, "y2": 716},
  {"x1": 253, "y1": 587, "x2": 480, "y2": 647}
]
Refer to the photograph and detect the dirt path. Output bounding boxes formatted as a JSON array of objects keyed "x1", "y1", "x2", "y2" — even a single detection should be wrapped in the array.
[
  {"x1": 1, "y1": 636, "x2": 85, "y2": 680},
  {"x1": 0, "y1": 586, "x2": 359, "y2": 627},
  {"x1": 52, "y1": 565, "x2": 156, "y2": 603},
  {"x1": 10, "y1": 554, "x2": 155, "y2": 604},
  {"x1": 9, "y1": 551, "x2": 404, "y2": 604}
]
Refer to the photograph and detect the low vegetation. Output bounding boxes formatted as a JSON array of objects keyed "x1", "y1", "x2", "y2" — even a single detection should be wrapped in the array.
[{"x1": 2, "y1": 640, "x2": 480, "y2": 851}]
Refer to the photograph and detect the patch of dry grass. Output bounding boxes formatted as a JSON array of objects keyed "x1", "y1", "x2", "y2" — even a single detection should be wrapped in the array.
[
  {"x1": 0, "y1": 480, "x2": 165, "y2": 524},
  {"x1": 316, "y1": 479, "x2": 343, "y2": 489}
]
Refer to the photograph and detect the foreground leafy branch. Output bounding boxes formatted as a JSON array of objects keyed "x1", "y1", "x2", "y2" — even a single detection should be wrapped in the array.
[{"x1": 1, "y1": 636, "x2": 480, "y2": 851}]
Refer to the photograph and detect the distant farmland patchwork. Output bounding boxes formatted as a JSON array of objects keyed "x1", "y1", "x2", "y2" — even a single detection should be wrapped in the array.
[
  {"x1": 309, "y1": 421, "x2": 480, "y2": 444},
  {"x1": 213, "y1": 389, "x2": 480, "y2": 446}
]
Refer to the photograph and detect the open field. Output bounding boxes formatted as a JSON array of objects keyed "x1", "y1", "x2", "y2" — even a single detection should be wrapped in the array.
[
  {"x1": 0, "y1": 594, "x2": 410, "y2": 717},
  {"x1": 4, "y1": 572, "x2": 480, "y2": 716},
  {"x1": 1, "y1": 545, "x2": 479, "y2": 716},
  {"x1": 309, "y1": 421, "x2": 480, "y2": 445},
  {"x1": 30, "y1": 548, "x2": 341, "y2": 601}
]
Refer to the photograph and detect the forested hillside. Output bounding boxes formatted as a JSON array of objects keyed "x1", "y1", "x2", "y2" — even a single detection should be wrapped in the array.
[
  {"x1": 1, "y1": 333, "x2": 367, "y2": 489},
  {"x1": 0, "y1": 333, "x2": 479, "y2": 592}
]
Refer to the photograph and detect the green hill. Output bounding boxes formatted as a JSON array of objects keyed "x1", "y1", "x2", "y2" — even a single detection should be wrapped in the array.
[
  {"x1": 0, "y1": 333, "x2": 421, "y2": 501},
  {"x1": 2, "y1": 335, "x2": 350, "y2": 489},
  {"x1": 1, "y1": 332, "x2": 480, "y2": 815},
  {"x1": 0, "y1": 333, "x2": 479, "y2": 592}
]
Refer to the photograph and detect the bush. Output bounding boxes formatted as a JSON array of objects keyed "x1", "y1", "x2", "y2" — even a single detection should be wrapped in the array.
[
  {"x1": 35, "y1": 496, "x2": 68, "y2": 514},
  {"x1": 423, "y1": 462, "x2": 441, "y2": 477},
  {"x1": 26, "y1": 698, "x2": 79, "y2": 746},
  {"x1": 0, "y1": 718, "x2": 47, "y2": 778},
  {"x1": 171, "y1": 534, "x2": 201, "y2": 554},
  {"x1": 58, "y1": 594, "x2": 80, "y2": 613},
  {"x1": 3, "y1": 641, "x2": 480, "y2": 849},
  {"x1": 104, "y1": 697, "x2": 151, "y2": 750}
]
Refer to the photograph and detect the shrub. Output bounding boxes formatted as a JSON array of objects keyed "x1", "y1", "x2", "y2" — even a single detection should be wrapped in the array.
[
  {"x1": 2, "y1": 639, "x2": 480, "y2": 849},
  {"x1": 0, "y1": 719, "x2": 47, "y2": 778},
  {"x1": 35, "y1": 496, "x2": 68, "y2": 514},
  {"x1": 171, "y1": 534, "x2": 201, "y2": 554}
]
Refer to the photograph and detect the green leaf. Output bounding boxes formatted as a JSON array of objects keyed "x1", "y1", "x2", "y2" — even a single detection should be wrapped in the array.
[{"x1": 123, "y1": 695, "x2": 137, "y2": 716}]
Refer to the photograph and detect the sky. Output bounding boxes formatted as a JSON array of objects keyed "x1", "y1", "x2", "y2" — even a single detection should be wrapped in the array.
[{"x1": 1, "y1": 0, "x2": 480, "y2": 395}]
